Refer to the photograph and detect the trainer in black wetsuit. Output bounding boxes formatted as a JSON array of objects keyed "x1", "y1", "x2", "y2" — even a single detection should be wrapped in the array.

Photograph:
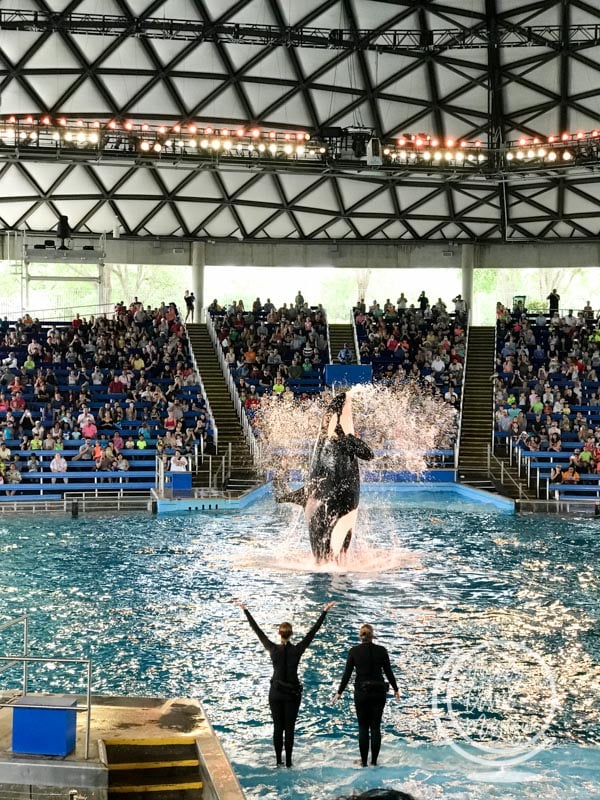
[
  {"x1": 334, "y1": 624, "x2": 399, "y2": 767},
  {"x1": 236, "y1": 600, "x2": 335, "y2": 767}
]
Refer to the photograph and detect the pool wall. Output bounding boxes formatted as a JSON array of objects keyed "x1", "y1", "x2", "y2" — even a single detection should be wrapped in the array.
[{"x1": 156, "y1": 473, "x2": 515, "y2": 514}]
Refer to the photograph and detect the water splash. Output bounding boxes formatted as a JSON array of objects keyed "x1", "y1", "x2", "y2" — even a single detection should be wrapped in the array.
[{"x1": 254, "y1": 382, "x2": 457, "y2": 484}]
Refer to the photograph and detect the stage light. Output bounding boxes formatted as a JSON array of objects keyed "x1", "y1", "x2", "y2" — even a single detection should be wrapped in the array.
[
  {"x1": 423, "y1": 151, "x2": 431, "y2": 160},
  {"x1": 548, "y1": 135, "x2": 556, "y2": 143},
  {"x1": 399, "y1": 150, "x2": 407, "y2": 160},
  {"x1": 455, "y1": 152, "x2": 464, "y2": 162},
  {"x1": 268, "y1": 143, "x2": 277, "y2": 154},
  {"x1": 444, "y1": 152, "x2": 452, "y2": 160},
  {"x1": 561, "y1": 133, "x2": 570, "y2": 141},
  {"x1": 383, "y1": 147, "x2": 390, "y2": 155},
  {"x1": 153, "y1": 142, "x2": 162, "y2": 152},
  {"x1": 25, "y1": 116, "x2": 33, "y2": 124},
  {"x1": 165, "y1": 139, "x2": 173, "y2": 147},
  {"x1": 158, "y1": 126, "x2": 166, "y2": 134},
  {"x1": 527, "y1": 149, "x2": 535, "y2": 158},
  {"x1": 41, "y1": 116, "x2": 50, "y2": 125},
  {"x1": 76, "y1": 132, "x2": 86, "y2": 143},
  {"x1": 248, "y1": 143, "x2": 254, "y2": 152},
  {"x1": 52, "y1": 132, "x2": 60, "y2": 141},
  {"x1": 89, "y1": 133, "x2": 99, "y2": 144},
  {"x1": 173, "y1": 124, "x2": 181, "y2": 133},
  {"x1": 236, "y1": 128, "x2": 245, "y2": 137},
  {"x1": 506, "y1": 152, "x2": 514, "y2": 161},
  {"x1": 59, "y1": 118, "x2": 66, "y2": 126},
  {"x1": 319, "y1": 147, "x2": 326, "y2": 154},
  {"x1": 576, "y1": 131, "x2": 584, "y2": 140},
  {"x1": 519, "y1": 138, "x2": 527, "y2": 146},
  {"x1": 284, "y1": 144, "x2": 293, "y2": 154},
  {"x1": 176, "y1": 140, "x2": 184, "y2": 148},
  {"x1": 537, "y1": 148, "x2": 546, "y2": 157},
  {"x1": 431, "y1": 138, "x2": 439, "y2": 148},
  {"x1": 474, "y1": 140, "x2": 482, "y2": 148},
  {"x1": 29, "y1": 132, "x2": 37, "y2": 141},
  {"x1": 64, "y1": 132, "x2": 73, "y2": 142},
  {"x1": 200, "y1": 139, "x2": 208, "y2": 149},
  {"x1": 258, "y1": 143, "x2": 266, "y2": 152},
  {"x1": 223, "y1": 140, "x2": 233, "y2": 150},
  {"x1": 124, "y1": 122, "x2": 133, "y2": 131},
  {"x1": 211, "y1": 139, "x2": 220, "y2": 150},
  {"x1": 188, "y1": 124, "x2": 197, "y2": 134},
  {"x1": 516, "y1": 150, "x2": 524, "y2": 159},
  {"x1": 251, "y1": 128, "x2": 260, "y2": 138},
  {"x1": 296, "y1": 145, "x2": 305, "y2": 155},
  {"x1": 563, "y1": 151, "x2": 572, "y2": 160},
  {"x1": 108, "y1": 120, "x2": 117, "y2": 130},
  {"x1": 434, "y1": 151, "x2": 442, "y2": 161},
  {"x1": 188, "y1": 139, "x2": 197, "y2": 148},
  {"x1": 222, "y1": 129, "x2": 230, "y2": 137},
  {"x1": 478, "y1": 154, "x2": 485, "y2": 162},
  {"x1": 398, "y1": 137, "x2": 406, "y2": 146},
  {"x1": 236, "y1": 142, "x2": 243, "y2": 151},
  {"x1": 304, "y1": 133, "x2": 310, "y2": 140},
  {"x1": 548, "y1": 151, "x2": 557, "y2": 161},
  {"x1": 205, "y1": 126, "x2": 213, "y2": 135},
  {"x1": 140, "y1": 141, "x2": 150, "y2": 151}
]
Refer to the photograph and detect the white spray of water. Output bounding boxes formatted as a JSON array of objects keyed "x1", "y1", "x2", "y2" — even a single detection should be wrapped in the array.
[{"x1": 254, "y1": 382, "x2": 457, "y2": 483}]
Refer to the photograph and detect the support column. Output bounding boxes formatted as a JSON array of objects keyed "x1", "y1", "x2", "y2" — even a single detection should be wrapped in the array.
[
  {"x1": 191, "y1": 241, "x2": 205, "y2": 320},
  {"x1": 461, "y1": 243, "x2": 475, "y2": 318}
]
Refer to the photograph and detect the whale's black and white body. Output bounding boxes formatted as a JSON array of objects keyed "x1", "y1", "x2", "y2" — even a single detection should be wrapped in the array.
[{"x1": 276, "y1": 392, "x2": 374, "y2": 563}]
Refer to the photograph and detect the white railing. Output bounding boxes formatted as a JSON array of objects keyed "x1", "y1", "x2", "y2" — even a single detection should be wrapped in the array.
[
  {"x1": 454, "y1": 309, "x2": 471, "y2": 471},
  {"x1": 183, "y1": 321, "x2": 218, "y2": 453},
  {"x1": 350, "y1": 308, "x2": 360, "y2": 364},
  {"x1": 205, "y1": 312, "x2": 260, "y2": 465}
]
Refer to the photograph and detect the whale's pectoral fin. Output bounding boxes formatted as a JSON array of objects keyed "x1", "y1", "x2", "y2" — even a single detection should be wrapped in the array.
[
  {"x1": 329, "y1": 509, "x2": 358, "y2": 558},
  {"x1": 275, "y1": 486, "x2": 307, "y2": 507}
]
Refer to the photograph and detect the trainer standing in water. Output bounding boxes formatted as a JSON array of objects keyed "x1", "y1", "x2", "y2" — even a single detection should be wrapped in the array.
[
  {"x1": 333, "y1": 624, "x2": 400, "y2": 767},
  {"x1": 235, "y1": 600, "x2": 335, "y2": 767}
]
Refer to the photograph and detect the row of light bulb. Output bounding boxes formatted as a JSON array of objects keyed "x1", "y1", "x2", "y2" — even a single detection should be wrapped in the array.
[
  {"x1": 506, "y1": 148, "x2": 573, "y2": 162},
  {"x1": 139, "y1": 139, "x2": 326, "y2": 155},
  {"x1": 383, "y1": 148, "x2": 486, "y2": 163}
]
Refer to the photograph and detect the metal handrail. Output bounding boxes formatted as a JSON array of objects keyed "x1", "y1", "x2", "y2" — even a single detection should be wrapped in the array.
[
  {"x1": 0, "y1": 614, "x2": 29, "y2": 692},
  {"x1": 350, "y1": 308, "x2": 361, "y2": 365},
  {"x1": 0, "y1": 655, "x2": 92, "y2": 759},
  {"x1": 183, "y1": 321, "x2": 218, "y2": 454},
  {"x1": 487, "y1": 444, "x2": 525, "y2": 499},
  {"x1": 454, "y1": 309, "x2": 470, "y2": 471},
  {"x1": 205, "y1": 312, "x2": 260, "y2": 464}
]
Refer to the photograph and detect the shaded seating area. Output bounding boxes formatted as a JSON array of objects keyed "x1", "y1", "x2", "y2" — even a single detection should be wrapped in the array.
[
  {"x1": 208, "y1": 298, "x2": 330, "y2": 420},
  {"x1": 494, "y1": 302, "x2": 600, "y2": 500},
  {"x1": 0, "y1": 307, "x2": 215, "y2": 501},
  {"x1": 353, "y1": 296, "x2": 464, "y2": 410}
]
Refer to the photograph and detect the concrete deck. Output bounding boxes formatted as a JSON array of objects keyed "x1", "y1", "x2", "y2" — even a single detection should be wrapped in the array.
[{"x1": 0, "y1": 694, "x2": 244, "y2": 799}]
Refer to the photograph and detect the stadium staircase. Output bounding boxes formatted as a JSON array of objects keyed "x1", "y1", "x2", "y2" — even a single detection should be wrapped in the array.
[
  {"x1": 104, "y1": 737, "x2": 202, "y2": 799},
  {"x1": 186, "y1": 324, "x2": 258, "y2": 493},
  {"x1": 328, "y1": 323, "x2": 357, "y2": 363},
  {"x1": 458, "y1": 326, "x2": 534, "y2": 500}
]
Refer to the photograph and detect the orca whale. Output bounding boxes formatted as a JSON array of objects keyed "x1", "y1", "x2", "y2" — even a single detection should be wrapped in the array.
[{"x1": 276, "y1": 391, "x2": 374, "y2": 563}]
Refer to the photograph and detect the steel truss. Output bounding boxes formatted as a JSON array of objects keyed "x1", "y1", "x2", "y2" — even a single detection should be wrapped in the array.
[{"x1": 2, "y1": 8, "x2": 600, "y2": 52}]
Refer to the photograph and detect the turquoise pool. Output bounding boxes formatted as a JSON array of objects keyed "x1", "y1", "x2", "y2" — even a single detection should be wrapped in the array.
[{"x1": 0, "y1": 493, "x2": 598, "y2": 799}]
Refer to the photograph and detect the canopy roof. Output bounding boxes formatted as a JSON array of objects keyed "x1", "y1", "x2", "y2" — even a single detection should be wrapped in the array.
[{"x1": 1, "y1": 0, "x2": 600, "y2": 242}]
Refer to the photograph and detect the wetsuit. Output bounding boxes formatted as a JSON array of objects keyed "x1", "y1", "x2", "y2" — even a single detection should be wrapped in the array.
[
  {"x1": 337, "y1": 641, "x2": 398, "y2": 766},
  {"x1": 244, "y1": 607, "x2": 328, "y2": 767}
]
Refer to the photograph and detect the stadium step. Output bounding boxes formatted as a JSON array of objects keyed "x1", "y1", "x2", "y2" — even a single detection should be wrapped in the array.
[
  {"x1": 458, "y1": 326, "x2": 496, "y2": 479},
  {"x1": 458, "y1": 326, "x2": 535, "y2": 501},
  {"x1": 103, "y1": 738, "x2": 203, "y2": 799},
  {"x1": 186, "y1": 323, "x2": 259, "y2": 493},
  {"x1": 328, "y1": 323, "x2": 356, "y2": 364}
]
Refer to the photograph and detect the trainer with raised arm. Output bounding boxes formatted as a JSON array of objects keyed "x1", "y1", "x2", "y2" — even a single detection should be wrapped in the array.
[
  {"x1": 235, "y1": 600, "x2": 335, "y2": 768},
  {"x1": 333, "y1": 623, "x2": 400, "y2": 768}
]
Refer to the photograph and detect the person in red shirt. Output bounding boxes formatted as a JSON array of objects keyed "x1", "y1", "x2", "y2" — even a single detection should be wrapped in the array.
[{"x1": 9, "y1": 393, "x2": 25, "y2": 412}]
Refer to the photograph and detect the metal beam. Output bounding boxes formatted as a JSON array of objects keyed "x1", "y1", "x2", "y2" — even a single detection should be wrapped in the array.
[{"x1": 3, "y1": 9, "x2": 600, "y2": 51}]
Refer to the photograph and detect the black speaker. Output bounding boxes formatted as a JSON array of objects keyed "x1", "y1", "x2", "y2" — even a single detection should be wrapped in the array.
[{"x1": 56, "y1": 215, "x2": 71, "y2": 250}]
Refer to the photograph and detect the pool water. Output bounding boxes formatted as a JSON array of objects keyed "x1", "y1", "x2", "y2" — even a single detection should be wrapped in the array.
[{"x1": 0, "y1": 495, "x2": 598, "y2": 800}]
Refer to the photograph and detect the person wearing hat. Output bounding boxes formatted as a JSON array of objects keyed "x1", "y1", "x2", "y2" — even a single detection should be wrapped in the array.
[{"x1": 333, "y1": 624, "x2": 400, "y2": 767}]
